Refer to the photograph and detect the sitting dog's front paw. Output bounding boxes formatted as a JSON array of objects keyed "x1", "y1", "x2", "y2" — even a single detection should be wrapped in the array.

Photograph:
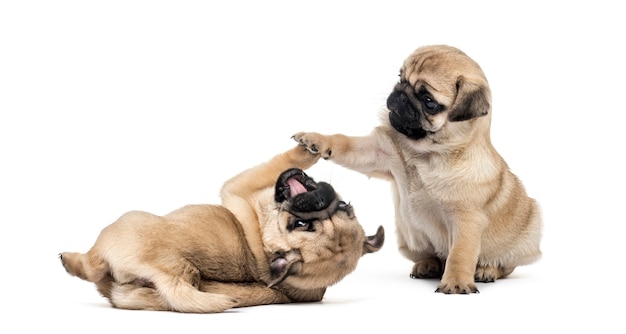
[
  {"x1": 435, "y1": 279, "x2": 479, "y2": 294},
  {"x1": 292, "y1": 132, "x2": 332, "y2": 159}
]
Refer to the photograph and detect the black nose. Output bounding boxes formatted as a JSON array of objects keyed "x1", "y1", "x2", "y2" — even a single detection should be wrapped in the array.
[
  {"x1": 387, "y1": 90, "x2": 408, "y2": 111},
  {"x1": 290, "y1": 182, "x2": 336, "y2": 212}
]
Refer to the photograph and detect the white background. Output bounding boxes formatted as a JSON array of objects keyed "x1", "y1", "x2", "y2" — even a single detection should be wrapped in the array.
[{"x1": 2, "y1": 1, "x2": 624, "y2": 333}]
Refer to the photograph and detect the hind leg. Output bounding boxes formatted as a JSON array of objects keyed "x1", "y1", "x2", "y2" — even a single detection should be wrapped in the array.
[
  {"x1": 396, "y1": 230, "x2": 443, "y2": 279},
  {"x1": 409, "y1": 257, "x2": 444, "y2": 279},
  {"x1": 151, "y1": 275, "x2": 237, "y2": 313},
  {"x1": 107, "y1": 274, "x2": 238, "y2": 313},
  {"x1": 59, "y1": 252, "x2": 108, "y2": 282},
  {"x1": 109, "y1": 282, "x2": 169, "y2": 311},
  {"x1": 475, "y1": 264, "x2": 515, "y2": 283},
  {"x1": 141, "y1": 260, "x2": 237, "y2": 313}
]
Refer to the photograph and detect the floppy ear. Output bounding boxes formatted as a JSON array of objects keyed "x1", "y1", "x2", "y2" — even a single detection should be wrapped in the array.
[
  {"x1": 267, "y1": 250, "x2": 302, "y2": 287},
  {"x1": 448, "y1": 76, "x2": 490, "y2": 122},
  {"x1": 362, "y1": 225, "x2": 385, "y2": 255}
]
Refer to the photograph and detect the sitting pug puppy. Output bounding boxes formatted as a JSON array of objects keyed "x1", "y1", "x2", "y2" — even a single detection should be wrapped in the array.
[
  {"x1": 293, "y1": 45, "x2": 542, "y2": 294},
  {"x1": 59, "y1": 144, "x2": 384, "y2": 312}
]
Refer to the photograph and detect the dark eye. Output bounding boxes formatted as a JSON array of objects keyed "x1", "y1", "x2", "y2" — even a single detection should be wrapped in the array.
[
  {"x1": 422, "y1": 96, "x2": 440, "y2": 113},
  {"x1": 294, "y1": 220, "x2": 309, "y2": 229},
  {"x1": 338, "y1": 201, "x2": 350, "y2": 211},
  {"x1": 289, "y1": 219, "x2": 315, "y2": 232}
]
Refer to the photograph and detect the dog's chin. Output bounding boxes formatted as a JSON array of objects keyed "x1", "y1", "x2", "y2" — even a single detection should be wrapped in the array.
[{"x1": 389, "y1": 111, "x2": 427, "y2": 140}]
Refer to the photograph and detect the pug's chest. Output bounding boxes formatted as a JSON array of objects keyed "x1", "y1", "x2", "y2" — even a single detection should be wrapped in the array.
[
  {"x1": 398, "y1": 159, "x2": 466, "y2": 201},
  {"x1": 396, "y1": 187, "x2": 451, "y2": 245}
]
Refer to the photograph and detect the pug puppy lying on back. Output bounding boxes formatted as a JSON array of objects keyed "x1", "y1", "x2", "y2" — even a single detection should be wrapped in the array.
[
  {"x1": 60, "y1": 144, "x2": 384, "y2": 312},
  {"x1": 293, "y1": 45, "x2": 542, "y2": 294}
]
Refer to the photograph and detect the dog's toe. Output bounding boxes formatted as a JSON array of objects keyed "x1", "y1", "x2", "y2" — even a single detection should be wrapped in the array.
[{"x1": 435, "y1": 282, "x2": 479, "y2": 294}]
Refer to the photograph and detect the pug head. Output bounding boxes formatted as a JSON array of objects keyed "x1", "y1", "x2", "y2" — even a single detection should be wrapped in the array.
[
  {"x1": 387, "y1": 45, "x2": 491, "y2": 149},
  {"x1": 265, "y1": 168, "x2": 384, "y2": 289}
]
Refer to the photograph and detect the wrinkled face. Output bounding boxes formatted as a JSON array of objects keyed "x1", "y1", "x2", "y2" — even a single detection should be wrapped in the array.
[
  {"x1": 264, "y1": 168, "x2": 384, "y2": 290},
  {"x1": 387, "y1": 45, "x2": 491, "y2": 144}
]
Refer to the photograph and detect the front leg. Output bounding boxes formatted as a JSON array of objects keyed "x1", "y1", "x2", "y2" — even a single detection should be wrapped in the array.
[
  {"x1": 292, "y1": 130, "x2": 392, "y2": 178},
  {"x1": 436, "y1": 209, "x2": 487, "y2": 294},
  {"x1": 221, "y1": 144, "x2": 320, "y2": 199}
]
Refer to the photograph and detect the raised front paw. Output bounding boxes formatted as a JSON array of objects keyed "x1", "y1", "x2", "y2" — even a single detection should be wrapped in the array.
[
  {"x1": 435, "y1": 279, "x2": 479, "y2": 294},
  {"x1": 292, "y1": 132, "x2": 333, "y2": 160}
]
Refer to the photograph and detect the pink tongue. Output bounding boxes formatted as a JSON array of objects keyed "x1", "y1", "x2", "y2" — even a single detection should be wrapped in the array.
[{"x1": 287, "y1": 178, "x2": 307, "y2": 196}]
